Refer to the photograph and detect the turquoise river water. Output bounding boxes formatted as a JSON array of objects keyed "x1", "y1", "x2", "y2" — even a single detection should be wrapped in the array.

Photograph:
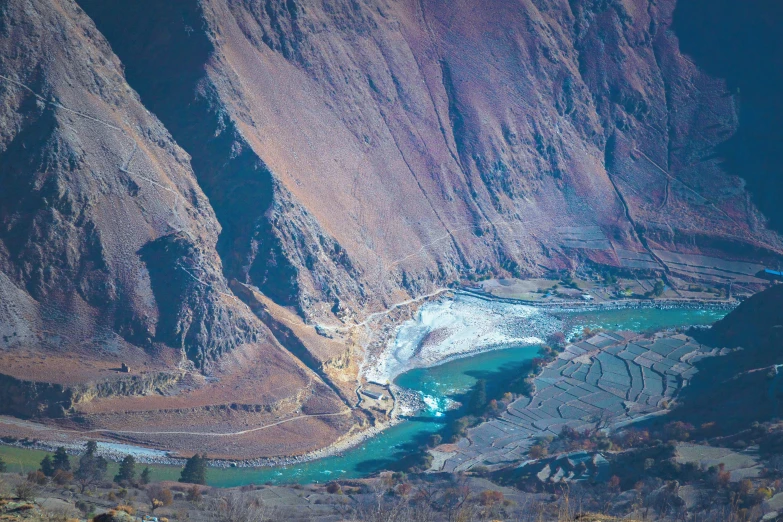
[{"x1": 204, "y1": 305, "x2": 726, "y2": 487}]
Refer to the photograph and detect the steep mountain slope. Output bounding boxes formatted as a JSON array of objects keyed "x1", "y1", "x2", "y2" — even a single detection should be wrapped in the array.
[
  {"x1": 675, "y1": 0, "x2": 783, "y2": 235},
  {"x1": 669, "y1": 283, "x2": 783, "y2": 429},
  {"x1": 78, "y1": 0, "x2": 782, "y2": 327},
  {"x1": 0, "y1": 0, "x2": 781, "y2": 458},
  {"x1": 0, "y1": 0, "x2": 254, "y2": 369},
  {"x1": 0, "y1": 0, "x2": 349, "y2": 456}
]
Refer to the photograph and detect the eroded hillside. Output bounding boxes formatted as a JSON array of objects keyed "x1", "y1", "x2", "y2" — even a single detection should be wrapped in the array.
[
  {"x1": 78, "y1": 0, "x2": 783, "y2": 324},
  {"x1": 0, "y1": 0, "x2": 350, "y2": 457},
  {"x1": 0, "y1": 0, "x2": 781, "y2": 459}
]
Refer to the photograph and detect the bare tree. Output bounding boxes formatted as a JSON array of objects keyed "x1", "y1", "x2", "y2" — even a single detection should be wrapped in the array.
[
  {"x1": 146, "y1": 484, "x2": 173, "y2": 512},
  {"x1": 208, "y1": 491, "x2": 276, "y2": 522},
  {"x1": 14, "y1": 480, "x2": 38, "y2": 501}
]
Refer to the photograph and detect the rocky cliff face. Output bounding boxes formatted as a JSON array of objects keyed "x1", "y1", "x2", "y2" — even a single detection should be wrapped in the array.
[
  {"x1": 77, "y1": 0, "x2": 782, "y2": 323},
  {"x1": 0, "y1": 0, "x2": 266, "y2": 369},
  {"x1": 674, "y1": 0, "x2": 783, "y2": 235},
  {"x1": 0, "y1": 0, "x2": 781, "y2": 445},
  {"x1": 0, "y1": 370, "x2": 184, "y2": 418}
]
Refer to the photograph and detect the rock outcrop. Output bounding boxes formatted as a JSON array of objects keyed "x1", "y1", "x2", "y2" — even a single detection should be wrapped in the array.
[
  {"x1": 0, "y1": 370, "x2": 184, "y2": 418},
  {"x1": 0, "y1": 0, "x2": 260, "y2": 369}
]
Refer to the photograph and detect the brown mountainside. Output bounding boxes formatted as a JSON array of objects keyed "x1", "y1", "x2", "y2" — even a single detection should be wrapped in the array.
[
  {"x1": 0, "y1": 0, "x2": 780, "y2": 457},
  {"x1": 0, "y1": 0, "x2": 262, "y2": 368},
  {"x1": 0, "y1": 0, "x2": 349, "y2": 456},
  {"x1": 79, "y1": 0, "x2": 781, "y2": 321}
]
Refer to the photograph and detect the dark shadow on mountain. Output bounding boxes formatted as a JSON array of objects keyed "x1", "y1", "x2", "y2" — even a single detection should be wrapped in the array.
[
  {"x1": 674, "y1": 0, "x2": 783, "y2": 234},
  {"x1": 659, "y1": 284, "x2": 783, "y2": 431}
]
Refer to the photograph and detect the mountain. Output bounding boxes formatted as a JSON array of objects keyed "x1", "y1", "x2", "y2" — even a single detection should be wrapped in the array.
[
  {"x1": 674, "y1": 0, "x2": 783, "y2": 234},
  {"x1": 0, "y1": 0, "x2": 781, "y2": 458},
  {"x1": 77, "y1": 0, "x2": 782, "y2": 320},
  {"x1": 670, "y1": 283, "x2": 783, "y2": 429},
  {"x1": 0, "y1": 0, "x2": 350, "y2": 458}
]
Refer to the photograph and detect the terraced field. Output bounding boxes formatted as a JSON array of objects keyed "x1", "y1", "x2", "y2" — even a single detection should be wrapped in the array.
[{"x1": 438, "y1": 332, "x2": 733, "y2": 472}]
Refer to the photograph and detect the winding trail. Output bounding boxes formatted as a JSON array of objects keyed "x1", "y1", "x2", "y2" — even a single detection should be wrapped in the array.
[
  {"x1": 385, "y1": 218, "x2": 538, "y2": 270},
  {"x1": 635, "y1": 148, "x2": 740, "y2": 227},
  {"x1": 80, "y1": 411, "x2": 352, "y2": 438},
  {"x1": 0, "y1": 411, "x2": 351, "y2": 439},
  {"x1": 317, "y1": 287, "x2": 451, "y2": 334},
  {"x1": 0, "y1": 74, "x2": 251, "y2": 307}
]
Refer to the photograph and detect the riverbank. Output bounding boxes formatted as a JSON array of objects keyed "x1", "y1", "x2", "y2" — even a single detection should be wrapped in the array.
[
  {"x1": 460, "y1": 287, "x2": 739, "y2": 311},
  {"x1": 0, "y1": 414, "x2": 403, "y2": 470},
  {"x1": 0, "y1": 295, "x2": 733, "y2": 484},
  {"x1": 362, "y1": 290, "x2": 736, "y2": 386}
]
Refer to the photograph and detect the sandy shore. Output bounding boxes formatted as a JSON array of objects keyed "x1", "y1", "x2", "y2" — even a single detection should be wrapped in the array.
[{"x1": 363, "y1": 293, "x2": 554, "y2": 384}]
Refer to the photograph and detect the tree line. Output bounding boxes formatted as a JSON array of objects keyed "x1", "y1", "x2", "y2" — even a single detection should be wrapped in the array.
[{"x1": 27, "y1": 442, "x2": 209, "y2": 489}]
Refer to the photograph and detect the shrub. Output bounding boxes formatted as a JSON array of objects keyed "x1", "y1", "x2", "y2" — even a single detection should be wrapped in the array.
[
  {"x1": 53, "y1": 469, "x2": 74, "y2": 486},
  {"x1": 663, "y1": 421, "x2": 694, "y2": 441},
  {"x1": 147, "y1": 484, "x2": 174, "y2": 511},
  {"x1": 471, "y1": 465, "x2": 489, "y2": 476},
  {"x1": 529, "y1": 444, "x2": 548, "y2": 459},
  {"x1": 449, "y1": 417, "x2": 474, "y2": 442},
  {"x1": 479, "y1": 490, "x2": 504, "y2": 506},
  {"x1": 187, "y1": 485, "x2": 202, "y2": 502},
  {"x1": 546, "y1": 332, "x2": 567, "y2": 349},
  {"x1": 326, "y1": 482, "x2": 341, "y2": 494},
  {"x1": 756, "y1": 487, "x2": 774, "y2": 502},
  {"x1": 115, "y1": 504, "x2": 135, "y2": 515},
  {"x1": 27, "y1": 470, "x2": 48, "y2": 485},
  {"x1": 15, "y1": 480, "x2": 37, "y2": 500},
  {"x1": 396, "y1": 483, "x2": 412, "y2": 497},
  {"x1": 159, "y1": 488, "x2": 174, "y2": 506}
]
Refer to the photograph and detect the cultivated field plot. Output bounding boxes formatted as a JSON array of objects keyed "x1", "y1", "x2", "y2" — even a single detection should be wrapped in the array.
[
  {"x1": 674, "y1": 442, "x2": 761, "y2": 481},
  {"x1": 438, "y1": 332, "x2": 733, "y2": 472},
  {"x1": 615, "y1": 248, "x2": 660, "y2": 270},
  {"x1": 557, "y1": 226, "x2": 613, "y2": 251},
  {"x1": 654, "y1": 251, "x2": 767, "y2": 284}
]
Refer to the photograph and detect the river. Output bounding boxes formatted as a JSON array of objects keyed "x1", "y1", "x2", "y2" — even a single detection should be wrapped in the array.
[
  {"x1": 202, "y1": 305, "x2": 726, "y2": 487},
  {"x1": 0, "y1": 305, "x2": 726, "y2": 486}
]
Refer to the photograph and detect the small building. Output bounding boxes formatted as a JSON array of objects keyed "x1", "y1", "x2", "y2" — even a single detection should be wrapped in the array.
[
  {"x1": 581, "y1": 294, "x2": 594, "y2": 301},
  {"x1": 758, "y1": 268, "x2": 783, "y2": 281},
  {"x1": 363, "y1": 390, "x2": 385, "y2": 401}
]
